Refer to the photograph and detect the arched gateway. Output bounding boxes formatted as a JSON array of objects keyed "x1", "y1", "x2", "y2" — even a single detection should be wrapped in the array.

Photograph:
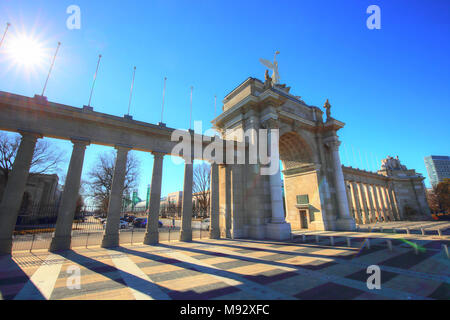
[{"x1": 213, "y1": 77, "x2": 356, "y2": 241}]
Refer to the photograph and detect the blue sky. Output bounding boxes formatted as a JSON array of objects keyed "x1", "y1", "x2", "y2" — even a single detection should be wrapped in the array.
[{"x1": 0, "y1": 0, "x2": 449, "y2": 199}]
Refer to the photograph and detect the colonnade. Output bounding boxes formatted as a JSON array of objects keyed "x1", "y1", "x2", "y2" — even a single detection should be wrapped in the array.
[
  {"x1": 0, "y1": 131, "x2": 222, "y2": 255},
  {"x1": 345, "y1": 179, "x2": 401, "y2": 224}
]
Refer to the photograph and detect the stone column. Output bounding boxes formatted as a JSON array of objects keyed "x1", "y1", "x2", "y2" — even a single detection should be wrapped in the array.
[
  {"x1": 224, "y1": 165, "x2": 232, "y2": 238},
  {"x1": 345, "y1": 183, "x2": 355, "y2": 220},
  {"x1": 264, "y1": 120, "x2": 291, "y2": 240},
  {"x1": 350, "y1": 182, "x2": 362, "y2": 224},
  {"x1": 101, "y1": 145, "x2": 130, "y2": 248},
  {"x1": 388, "y1": 185, "x2": 400, "y2": 220},
  {"x1": 365, "y1": 185, "x2": 377, "y2": 223},
  {"x1": 209, "y1": 162, "x2": 220, "y2": 239},
  {"x1": 357, "y1": 183, "x2": 370, "y2": 224},
  {"x1": 376, "y1": 185, "x2": 388, "y2": 221},
  {"x1": 180, "y1": 160, "x2": 193, "y2": 242},
  {"x1": 371, "y1": 184, "x2": 382, "y2": 221},
  {"x1": 324, "y1": 137, "x2": 356, "y2": 230},
  {"x1": 144, "y1": 152, "x2": 165, "y2": 245},
  {"x1": 50, "y1": 139, "x2": 90, "y2": 252},
  {"x1": 382, "y1": 187, "x2": 394, "y2": 221},
  {"x1": 0, "y1": 131, "x2": 41, "y2": 255}
]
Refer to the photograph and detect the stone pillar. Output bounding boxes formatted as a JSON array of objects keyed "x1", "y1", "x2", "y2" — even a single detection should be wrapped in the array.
[
  {"x1": 0, "y1": 131, "x2": 41, "y2": 255},
  {"x1": 50, "y1": 139, "x2": 90, "y2": 252},
  {"x1": 350, "y1": 182, "x2": 362, "y2": 224},
  {"x1": 371, "y1": 184, "x2": 382, "y2": 222},
  {"x1": 376, "y1": 185, "x2": 388, "y2": 221},
  {"x1": 388, "y1": 185, "x2": 400, "y2": 220},
  {"x1": 264, "y1": 121, "x2": 291, "y2": 240},
  {"x1": 224, "y1": 165, "x2": 232, "y2": 238},
  {"x1": 324, "y1": 137, "x2": 356, "y2": 230},
  {"x1": 382, "y1": 187, "x2": 394, "y2": 221},
  {"x1": 357, "y1": 183, "x2": 370, "y2": 224},
  {"x1": 143, "y1": 152, "x2": 165, "y2": 245},
  {"x1": 365, "y1": 185, "x2": 377, "y2": 223},
  {"x1": 101, "y1": 145, "x2": 130, "y2": 248},
  {"x1": 209, "y1": 162, "x2": 220, "y2": 239},
  {"x1": 180, "y1": 160, "x2": 193, "y2": 242}
]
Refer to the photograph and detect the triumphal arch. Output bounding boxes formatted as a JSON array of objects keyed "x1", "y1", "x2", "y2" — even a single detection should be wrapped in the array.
[{"x1": 212, "y1": 76, "x2": 356, "y2": 240}]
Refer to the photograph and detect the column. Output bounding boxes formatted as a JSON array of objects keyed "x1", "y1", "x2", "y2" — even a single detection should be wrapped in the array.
[
  {"x1": 357, "y1": 183, "x2": 370, "y2": 224},
  {"x1": 382, "y1": 187, "x2": 394, "y2": 221},
  {"x1": 143, "y1": 152, "x2": 165, "y2": 245},
  {"x1": 50, "y1": 139, "x2": 90, "y2": 252},
  {"x1": 209, "y1": 162, "x2": 220, "y2": 239},
  {"x1": 324, "y1": 136, "x2": 356, "y2": 230},
  {"x1": 180, "y1": 160, "x2": 193, "y2": 242},
  {"x1": 376, "y1": 185, "x2": 388, "y2": 221},
  {"x1": 101, "y1": 145, "x2": 130, "y2": 248},
  {"x1": 264, "y1": 121, "x2": 291, "y2": 240},
  {"x1": 388, "y1": 185, "x2": 400, "y2": 220},
  {"x1": 224, "y1": 165, "x2": 232, "y2": 238},
  {"x1": 350, "y1": 182, "x2": 362, "y2": 224},
  {"x1": 0, "y1": 131, "x2": 41, "y2": 255},
  {"x1": 371, "y1": 184, "x2": 382, "y2": 222},
  {"x1": 365, "y1": 185, "x2": 377, "y2": 223},
  {"x1": 345, "y1": 183, "x2": 355, "y2": 220}
]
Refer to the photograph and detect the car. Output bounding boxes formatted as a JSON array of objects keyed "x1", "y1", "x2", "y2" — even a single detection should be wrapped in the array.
[
  {"x1": 119, "y1": 220, "x2": 130, "y2": 229},
  {"x1": 133, "y1": 218, "x2": 147, "y2": 228},
  {"x1": 158, "y1": 221, "x2": 163, "y2": 228}
]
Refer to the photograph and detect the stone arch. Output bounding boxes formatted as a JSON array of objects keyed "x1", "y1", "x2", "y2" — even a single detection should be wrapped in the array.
[{"x1": 279, "y1": 131, "x2": 315, "y2": 170}]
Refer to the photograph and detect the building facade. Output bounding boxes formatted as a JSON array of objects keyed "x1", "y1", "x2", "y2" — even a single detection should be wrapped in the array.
[{"x1": 424, "y1": 155, "x2": 450, "y2": 188}]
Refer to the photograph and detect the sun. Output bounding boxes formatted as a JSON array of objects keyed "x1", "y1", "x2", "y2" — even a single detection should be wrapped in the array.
[{"x1": 5, "y1": 33, "x2": 48, "y2": 70}]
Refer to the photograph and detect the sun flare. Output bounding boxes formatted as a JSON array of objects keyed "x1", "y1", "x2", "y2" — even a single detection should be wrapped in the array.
[{"x1": 5, "y1": 33, "x2": 48, "y2": 69}]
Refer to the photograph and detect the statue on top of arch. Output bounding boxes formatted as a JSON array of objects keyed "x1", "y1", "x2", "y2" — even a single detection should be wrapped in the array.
[{"x1": 381, "y1": 155, "x2": 407, "y2": 171}]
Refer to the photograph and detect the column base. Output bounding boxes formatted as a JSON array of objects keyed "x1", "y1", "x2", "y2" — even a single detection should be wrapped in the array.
[
  {"x1": 143, "y1": 231, "x2": 159, "y2": 245},
  {"x1": 49, "y1": 236, "x2": 72, "y2": 252},
  {"x1": 179, "y1": 229, "x2": 192, "y2": 242},
  {"x1": 334, "y1": 218, "x2": 357, "y2": 231},
  {"x1": 0, "y1": 237, "x2": 12, "y2": 255},
  {"x1": 209, "y1": 228, "x2": 220, "y2": 239},
  {"x1": 101, "y1": 233, "x2": 120, "y2": 248},
  {"x1": 247, "y1": 225, "x2": 266, "y2": 240},
  {"x1": 265, "y1": 222, "x2": 291, "y2": 241}
]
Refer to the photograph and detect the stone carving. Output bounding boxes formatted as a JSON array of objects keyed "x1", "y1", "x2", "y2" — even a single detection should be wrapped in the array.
[
  {"x1": 323, "y1": 99, "x2": 331, "y2": 121},
  {"x1": 259, "y1": 51, "x2": 280, "y2": 84},
  {"x1": 381, "y1": 155, "x2": 407, "y2": 171}
]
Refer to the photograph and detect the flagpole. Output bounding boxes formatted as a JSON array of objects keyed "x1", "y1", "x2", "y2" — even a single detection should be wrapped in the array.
[
  {"x1": 0, "y1": 22, "x2": 11, "y2": 49},
  {"x1": 189, "y1": 86, "x2": 193, "y2": 130},
  {"x1": 160, "y1": 77, "x2": 167, "y2": 124},
  {"x1": 127, "y1": 66, "x2": 136, "y2": 116},
  {"x1": 41, "y1": 42, "x2": 61, "y2": 97},
  {"x1": 87, "y1": 54, "x2": 102, "y2": 107},
  {"x1": 214, "y1": 95, "x2": 217, "y2": 118}
]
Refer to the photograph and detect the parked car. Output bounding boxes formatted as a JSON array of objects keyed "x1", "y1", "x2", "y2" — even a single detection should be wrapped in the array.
[
  {"x1": 119, "y1": 220, "x2": 130, "y2": 229},
  {"x1": 133, "y1": 218, "x2": 147, "y2": 228}
]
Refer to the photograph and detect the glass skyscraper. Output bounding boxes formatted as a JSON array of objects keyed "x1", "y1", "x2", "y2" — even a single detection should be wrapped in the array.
[{"x1": 424, "y1": 155, "x2": 450, "y2": 188}]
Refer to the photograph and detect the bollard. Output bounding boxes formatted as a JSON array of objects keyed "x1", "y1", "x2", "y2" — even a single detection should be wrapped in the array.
[
  {"x1": 85, "y1": 232, "x2": 90, "y2": 248},
  {"x1": 413, "y1": 242, "x2": 419, "y2": 255},
  {"x1": 302, "y1": 234, "x2": 306, "y2": 242},
  {"x1": 437, "y1": 229, "x2": 442, "y2": 237},
  {"x1": 346, "y1": 237, "x2": 352, "y2": 247},
  {"x1": 421, "y1": 228, "x2": 426, "y2": 236},
  {"x1": 386, "y1": 239, "x2": 392, "y2": 251},
  {"x1": 380, "y1": 227, "x2": 383, "y2": 233},
  {"x1": 443, "y1": 245, "x2": 449, "y2": 259},
  {"x1": 368, "y1": 226, "x2": 372, "y2": 232},
  {"x1": 406, "y1": 228, "x2": 410, "y2": 235},
  {"x1": 366, "y1": 238, "x2": 371, "y2": 249},
  {"x1": 392, "y1": 228, "x2": 397, "y2": 234},
  {"x1": 30, "y1": 234, "x2": 36, "y2": 253},
  {"x1": 315, "y1": 234, "x2": 320, "y2": 243},
  {"x1": 330, "y1": 236, "x2": 334, "y2": 246}
]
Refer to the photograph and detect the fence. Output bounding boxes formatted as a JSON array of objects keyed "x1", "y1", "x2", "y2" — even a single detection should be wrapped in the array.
[{"x1": 11, "y1": 204, "x2": 211, "y2": 252}]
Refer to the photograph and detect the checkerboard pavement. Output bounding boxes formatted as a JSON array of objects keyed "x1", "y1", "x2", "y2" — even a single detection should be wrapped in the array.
[{"x1": 0, "y1": 231, "x2": 449, "y2": 300}]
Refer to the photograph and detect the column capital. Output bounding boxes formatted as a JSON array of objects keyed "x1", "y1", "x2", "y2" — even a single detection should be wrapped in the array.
[
  {"x1": 260, "y1": 117, "x2": 280, "y2": 130},
  {"x1": 18, "y1": 130, "x2": 43, "y2": 141},
  {"x1": 114, "y1": 144, "x2": 132, "y2": 152},
  {"x1": 151, "y1": 151, "x2": 166, "y2": 158},
  {"x1": 323, "y1": 136, "x2": 341, "y2": 150},
  {"x1": 70, "y1": 137, "x2": 91, "y2": 147}
]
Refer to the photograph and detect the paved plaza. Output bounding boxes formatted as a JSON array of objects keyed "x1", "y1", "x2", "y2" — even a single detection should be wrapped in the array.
[{"x1": 1, "y1": 222, "x2": 449, "y2": 300}]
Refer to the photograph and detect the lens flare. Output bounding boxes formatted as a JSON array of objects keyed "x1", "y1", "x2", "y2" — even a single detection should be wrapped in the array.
[{"x1": 5, "y1": 33, "x2": 47, "y2": 68}]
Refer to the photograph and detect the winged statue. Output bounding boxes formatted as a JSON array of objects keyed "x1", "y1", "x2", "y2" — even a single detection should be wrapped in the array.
[{"x1": 259, "y1": 51, "x2": 280, "y2": 84}]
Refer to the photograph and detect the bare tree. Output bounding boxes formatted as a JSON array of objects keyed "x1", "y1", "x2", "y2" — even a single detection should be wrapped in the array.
[
  {"x1": 86, "y1": 150, "x2": 140, "y2": 212},
  {"x1": 0, "y1": 132, "x2": 65, "y2": 187},
  {"x1": 193, "y1": 162, "x2": 211, "y2": 217}
]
